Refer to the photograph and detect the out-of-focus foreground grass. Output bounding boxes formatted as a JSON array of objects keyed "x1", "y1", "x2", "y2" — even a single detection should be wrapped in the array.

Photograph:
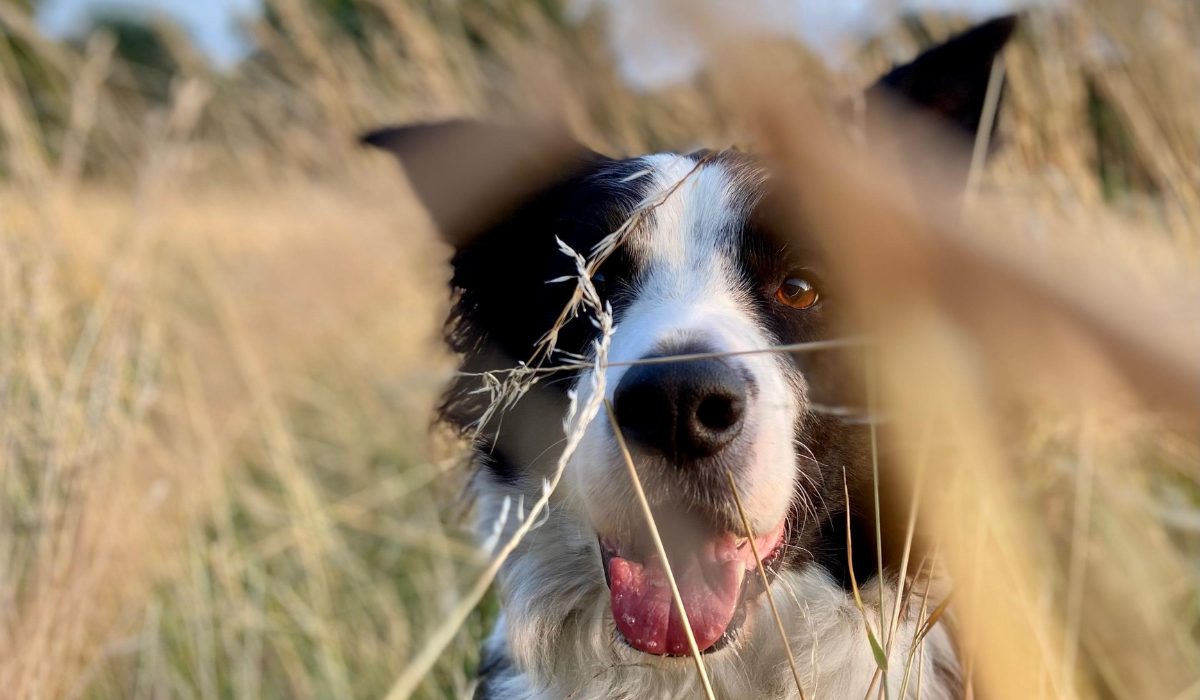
[{"x1": 0, "y1": 1, "x2": 1196, "y2": 699}]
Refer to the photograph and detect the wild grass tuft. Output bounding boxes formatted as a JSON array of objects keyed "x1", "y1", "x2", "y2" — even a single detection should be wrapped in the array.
[{"x1": 0, "y1": 2, "x2": 1195, "y2": 700}]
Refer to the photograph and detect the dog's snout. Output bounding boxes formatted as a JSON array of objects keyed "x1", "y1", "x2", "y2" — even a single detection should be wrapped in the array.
[{"x1": 612, "y1": 357, "x2": 746, "y2": 462}]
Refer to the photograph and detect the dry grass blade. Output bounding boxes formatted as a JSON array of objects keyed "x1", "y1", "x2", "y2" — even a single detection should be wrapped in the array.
[
  {"x1": 462, "y1": 337, "x2": 869, "y2": 379},
  {"x1": 382, "y1": 245, "x2": 615, "y2": 700},
  {"x1": 1062, "y1": 415, "x2": 1097, "y2": 691},
  {"x1": 439, "y1": 151, "x2": 730, "y2": 442},
  {"x1": 755, "y1": 81, "x2": 1199, "y2": 699},
  {"x1": 897, "y1": 556, "x2": 937, "y2": 700},
  {"x1": 604, "y1": 400, "x2": 717, "y2": 700},
  {"x1": 56, "y1": 31, "x2": 115, "y2": 189},
  {"x1": 962, "y1": 55, "x2": 1006, "y2": 212},
  {"x1": 915, "y1": 593, "x2": 954, "y2": 645},
  {"x1": 885, "y1": 419, "x2": 934, "y2": 655},
  {"x1": 726, "y1": 469, "x2": 809, "y2": 700},
  {"x1": 844, "y1": 473, "x2": 889, "y2": 676},
  {"x1": 760, "y1": 96, "x2": 1200, "y2": 430},
  {"x1": 532, "y1": 152, "x2": 718, "y2": 366},
  {"x1": 866, "y1": 349, "x2": 887, "y2": 654},
  {"x1": 2, "y1": 2, "x2": 1197, "y2": 699}
]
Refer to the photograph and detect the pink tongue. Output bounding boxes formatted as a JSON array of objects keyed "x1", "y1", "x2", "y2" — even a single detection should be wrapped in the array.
[{"x1": 608, "y1": 539, "x2": 745, "y2": 655}]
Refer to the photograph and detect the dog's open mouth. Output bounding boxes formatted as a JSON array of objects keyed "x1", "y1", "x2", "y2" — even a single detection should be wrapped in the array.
[{"x1": 599, "y1": 520, "x2": 785, "y2": 656}]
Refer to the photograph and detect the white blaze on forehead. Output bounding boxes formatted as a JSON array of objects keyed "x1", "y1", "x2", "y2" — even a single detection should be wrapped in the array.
[
  {"x1": 566, "y1": 152, "x2": 801, "y2": 534},
  {"x1": 611, "y1": 154, "x2": 761, "y2": 363},
  {"x1": 629, "y1": 154, "x2": 739, "y2": 271}
]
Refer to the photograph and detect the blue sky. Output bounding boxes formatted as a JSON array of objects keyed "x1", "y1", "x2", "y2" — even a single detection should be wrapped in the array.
[
  {"x1": 573, "y1": 0, "x2": 1035, "y2": 89},
  {"x1": 38, "y1": 0, "x2": 262, "y2": 65},
  {"x1": 36, "y1": 0, "x2": 1033, "y2": 86}
]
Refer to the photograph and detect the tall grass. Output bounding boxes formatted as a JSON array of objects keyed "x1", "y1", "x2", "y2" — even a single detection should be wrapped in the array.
[{"x1": 0, "y1": 1, "x2": 1195, "y2": 699}]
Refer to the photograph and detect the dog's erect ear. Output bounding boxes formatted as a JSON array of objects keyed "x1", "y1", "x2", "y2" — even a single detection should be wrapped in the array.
[
  {"x1": 869, "y1": 15, "x2": 1017, "y2": 140},
  {"x1": 361, "y1": 120, "x2": 596, "y2": 249}
]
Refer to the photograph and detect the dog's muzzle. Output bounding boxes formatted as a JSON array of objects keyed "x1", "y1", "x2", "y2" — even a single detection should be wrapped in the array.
[
  {"x1": 612, "y1": 354, "x2": 747, "y2": 464},
  {"x1": 601, "y1": 349, "x2": 790, "y2": 656}
]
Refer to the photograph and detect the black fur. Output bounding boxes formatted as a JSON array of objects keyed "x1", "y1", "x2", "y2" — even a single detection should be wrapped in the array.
[
  {"x1": 438, "y1": 156, "x2": 651, "y2": 483},
  {"x1": 872, "y1": 15, "x2": 1017, "y2": 140},
  {"x1": 365, "y1": 16, "x2": 1016, "y2": 697},
  {"x1": 473, "y1": 644, "x2": 514, "y2": 700}
]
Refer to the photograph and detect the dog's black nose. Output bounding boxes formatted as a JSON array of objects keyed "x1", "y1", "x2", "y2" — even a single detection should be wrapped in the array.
[{"x1": 612, "y1": 357, "x2": 747, "y2": 462}]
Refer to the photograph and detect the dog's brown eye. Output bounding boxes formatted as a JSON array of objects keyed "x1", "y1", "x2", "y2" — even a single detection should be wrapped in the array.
[{"x1": 776, "y1": 276, "x2": 819, "y2": 310}]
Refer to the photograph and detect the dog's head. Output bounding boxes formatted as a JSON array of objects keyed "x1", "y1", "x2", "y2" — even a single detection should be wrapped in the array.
[{"x1": 367, "y1": 14, "x2": 1013, "y2": 687}]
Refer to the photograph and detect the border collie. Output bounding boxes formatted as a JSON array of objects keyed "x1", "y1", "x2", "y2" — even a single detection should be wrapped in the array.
[{"x1": 366, "y1": 16, "x2": 1015, "y2": 700}]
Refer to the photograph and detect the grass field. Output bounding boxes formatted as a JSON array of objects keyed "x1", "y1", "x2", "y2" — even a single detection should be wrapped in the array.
[{"x1": 0, "y1": 1, "x2": 1196, "y2": 699}]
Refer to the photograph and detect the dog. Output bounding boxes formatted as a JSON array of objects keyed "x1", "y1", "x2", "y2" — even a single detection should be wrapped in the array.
[{"x1": 366, "y1": 16, "x2": 1015, "y2": 700}]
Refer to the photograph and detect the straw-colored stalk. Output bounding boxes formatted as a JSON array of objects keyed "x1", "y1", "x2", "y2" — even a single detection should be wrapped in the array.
[
  {"x1": 604, "y1": 400, "x2": 717, "y2": 700},
  {"x1": 725, "y1": 469, "x2": 810, "y2": 700}
]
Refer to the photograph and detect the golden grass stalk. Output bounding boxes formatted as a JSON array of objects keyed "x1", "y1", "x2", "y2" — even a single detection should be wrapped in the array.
[
  {"x1": 962, "y1": 55, "x2": 1007, "y2": 212},
  {"x1": 843, "y1": 474, "x2": 890, "y2": 676},
  {"x1": 757, "y1": 85, "x2": 1197, "y2": 700},
  {"x1": 1, "y1": 2, "x2": 1197, "y2": 699},
  {"x1": 896, "y1": 556, "x2": 937, "y2": 700},
  {"x1": 382, "y1": 244, "x2": 615, "y2": 700},
  {"x1": 726, "y1": 469, "x2": 809, "y2": 700},
  {"x1": 56, "y1": 31, "x2": 115, "y2": 189},
  {"x1": 463, "y1": 337, "x2": 869, "y2": 384},
  {"x1": 604, "y1": 400, "x2": 717, "y2": 700},
  {"x1": 865, "y1": 349, "x2": 888, "y2": 661},
  {"x1": 875, "y1": 420, "x2": 934, "y2": 700},
  {"x1": 532, "y1": 152, "x2": 717, "y2": 366}
]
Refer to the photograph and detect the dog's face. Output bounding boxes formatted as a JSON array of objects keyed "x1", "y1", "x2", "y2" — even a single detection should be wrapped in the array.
[
  {"x1": 567, "y1": 151, "x2": 828, "y2": 655},
  {"x1": 367, "y1": 15, "x2": 1014, "y2": 695}
]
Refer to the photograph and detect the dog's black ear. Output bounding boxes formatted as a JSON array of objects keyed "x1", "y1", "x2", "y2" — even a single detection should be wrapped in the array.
[
  {"x1": 361, "y1": 120, "x2": 596, "y2": 249},
  {"x1": 360, "y1": 119, "x2": 619, "y2": 370},
  {"x1": 362, "y1": 120, "x2": 634, "y2": 456},
  {"x1": 868, "y1": 15, "x2": 1017, "y2": 145}
]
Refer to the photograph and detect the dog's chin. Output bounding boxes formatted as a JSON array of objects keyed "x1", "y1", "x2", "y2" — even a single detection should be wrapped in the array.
[{"x1": 597, "y1": 517, "x2": 786, "y2": 657}]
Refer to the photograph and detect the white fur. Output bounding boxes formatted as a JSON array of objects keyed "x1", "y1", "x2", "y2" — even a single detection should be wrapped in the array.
[
  {"x1": 472, "y1": 154, "x2": 959, "y2": 700},
  {"x1": 567, "y1": 154, "x2": 800, "y2": 537},
  {"x1": 478, "y1": 492, "x2": 958, "y2": 700}
]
